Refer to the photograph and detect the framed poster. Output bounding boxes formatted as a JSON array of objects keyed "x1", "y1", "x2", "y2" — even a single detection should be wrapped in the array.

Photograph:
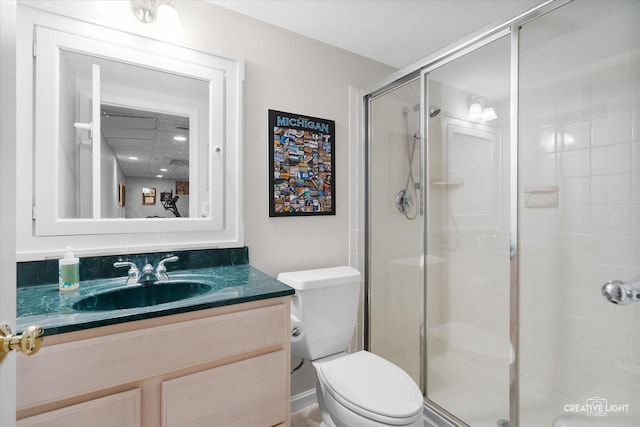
[
  {"x1": 118, "y1": 182, "x2": 126, "y2": 207},
  {"x1": 175, "y1": 180, "x2": 189, "y2": 195},
  {"x1": 269, "y1": 110, "x2": 335, "y2": 217},
  {"x1": 142, "y1": 187, "x2": 156, "y2": 205}
]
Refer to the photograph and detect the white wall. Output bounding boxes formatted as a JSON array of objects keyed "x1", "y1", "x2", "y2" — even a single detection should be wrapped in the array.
[{"x1": 100, "y1": 135, "x2": 125, "y2": 219}]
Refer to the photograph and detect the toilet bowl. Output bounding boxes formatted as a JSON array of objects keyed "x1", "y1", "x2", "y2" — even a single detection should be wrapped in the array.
[
  {"x1": 314, "y1": 351, "x2": 423, "y2": 427},
  {"x1": 277, "y1": 267, "x2": 424, "y2": 427}
]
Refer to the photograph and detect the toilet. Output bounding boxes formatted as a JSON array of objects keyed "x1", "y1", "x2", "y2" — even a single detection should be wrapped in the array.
[{"x1": 278, "y1": 266, "x2": 424, "y2": 427}]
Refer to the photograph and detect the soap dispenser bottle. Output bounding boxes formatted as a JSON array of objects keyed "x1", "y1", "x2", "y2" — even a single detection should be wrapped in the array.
[{"x1": 59, "y1": 246, "x2": 79, "y2": 292}]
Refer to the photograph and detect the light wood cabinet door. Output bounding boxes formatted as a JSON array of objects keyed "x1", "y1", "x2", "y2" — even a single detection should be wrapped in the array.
[
  {"x1": 161, "y1": 350, "x2": 287, "y2": 427},
  {"x1": 17, "y1": 389, "x2": 141, "y2": 427}
]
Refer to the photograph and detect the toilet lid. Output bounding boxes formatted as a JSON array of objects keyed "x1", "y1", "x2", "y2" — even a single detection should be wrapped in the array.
[{"x1": 316, "y1": 351, "x2": 423, "y2": 421}]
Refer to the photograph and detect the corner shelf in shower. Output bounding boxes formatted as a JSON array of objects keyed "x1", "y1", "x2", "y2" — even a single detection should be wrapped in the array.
[
  {"x1": 523, "y1": 186, "x2": 559, "y2": 208},
  {"x1": 430, "y1": 179, "x2": 464, "y2": 189}
]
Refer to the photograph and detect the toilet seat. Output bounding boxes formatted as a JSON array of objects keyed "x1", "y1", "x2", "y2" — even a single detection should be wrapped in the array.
[{"x1": 314, "y1": 351, "x2": 423, "y2": 425}]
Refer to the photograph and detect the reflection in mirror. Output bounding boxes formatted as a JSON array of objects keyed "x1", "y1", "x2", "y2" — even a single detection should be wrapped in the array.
[
  {"x1": 58, "y1": 48, "x2": 208, "y2": 219},
  {"x1": 101, "y1": 105, "x2": 190, "y2": 218}
]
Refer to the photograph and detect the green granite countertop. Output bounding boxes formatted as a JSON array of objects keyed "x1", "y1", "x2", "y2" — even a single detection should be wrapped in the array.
[{"x1": 17, "y1": 264, "x2": 294, "y2": 336}]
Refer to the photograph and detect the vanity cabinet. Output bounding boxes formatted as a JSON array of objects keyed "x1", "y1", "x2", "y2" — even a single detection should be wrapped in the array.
[
  {"x1": 16, "y1": 297, "x2": 291, "y2": 427},
  {"x1": 17, "y1": 389, "x2": 141, "y2": 427}
]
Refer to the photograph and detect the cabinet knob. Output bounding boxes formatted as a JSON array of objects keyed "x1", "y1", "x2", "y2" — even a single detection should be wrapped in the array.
[{"x1": 0, "y1": 323, "x2": 44, "y2": 364}]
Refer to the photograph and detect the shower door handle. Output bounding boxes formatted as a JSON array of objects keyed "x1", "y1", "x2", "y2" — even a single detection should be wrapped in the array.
[{"x1": 601, "y1": 276, "x2": 640, "y2": 305}]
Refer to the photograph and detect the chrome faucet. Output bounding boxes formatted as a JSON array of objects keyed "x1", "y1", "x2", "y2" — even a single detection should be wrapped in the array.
[
  {"x1": 139, "y1": 263, "x2": 158, "y2": 284},
  {"x1": 137, "y1": 256, "x2": 180, "y2": 284},
  {"x1": 113, "y1": 256, "x2": 179, "y2": 285},
  {"x1": 113, "y1": 261, "x2": 140, "y2": 285}
]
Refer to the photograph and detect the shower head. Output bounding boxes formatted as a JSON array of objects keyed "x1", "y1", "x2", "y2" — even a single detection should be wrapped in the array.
[{"x1": 408, "y1": 104, "x2": 441, "y2": 117}]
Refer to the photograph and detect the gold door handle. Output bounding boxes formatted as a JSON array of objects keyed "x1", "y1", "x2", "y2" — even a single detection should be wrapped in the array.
[{"x1": 0, "y1": 323, "x2": 44, "y2": 364}]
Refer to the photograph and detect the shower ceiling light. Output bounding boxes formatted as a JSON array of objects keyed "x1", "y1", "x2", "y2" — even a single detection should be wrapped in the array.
[
  {"x1": 156, "y1": 3, "x2": 184, "y2": 37},
  {"x1": 468, "y1": 102, "x2": 482, "y2": 121},
  {"x1": 129, "y1": 0, "x2": 184, "y2": 37},
  {"x1": 482, "y1": 106, "x2": 498, "y2": 121},
  {"x1": 130, "y1": 0, "x2": 157, "y2": 23}
]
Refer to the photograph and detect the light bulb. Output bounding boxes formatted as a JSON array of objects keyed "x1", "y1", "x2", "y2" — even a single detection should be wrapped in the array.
[
  {"x1": 482, "y1": 106, "x2": 497, "y2": 121},
  {"x1": 156, "y1": 3, "x2": 184, "y2": 38},
  {"x1": 468, "y1": 102, "x2": 482, "y2": 121}
]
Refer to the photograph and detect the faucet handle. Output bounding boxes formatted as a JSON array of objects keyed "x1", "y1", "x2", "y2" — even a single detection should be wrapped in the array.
[
  {"x1": 114, "y1": 261, "x2": 139, "y2": 285},
  {"x1": 114, "y1": 261, "x2": 138, "y2": 272},
  {"x1": 158, "y1": 256, "x2": 179, "y2": 268},
  {"x1": 156, "y1": 256, "x2": 179, "y2": 281}
]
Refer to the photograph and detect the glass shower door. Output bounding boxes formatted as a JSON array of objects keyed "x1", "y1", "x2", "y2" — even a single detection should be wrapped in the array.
[
  {"x1": 518, "y1": 1, "x2": 640, "y2": 426},
  {"x1": 424, "y1": 35, "x2": 512, "y2": 426},
  {"x1": 368, "y1": 78, "x2": 423, "y2": 387}
]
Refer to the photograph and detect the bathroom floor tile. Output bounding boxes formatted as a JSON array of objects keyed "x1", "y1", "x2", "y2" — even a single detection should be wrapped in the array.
[{"x1": 291, "y1": 403, "x2": 322, "y2": 427}]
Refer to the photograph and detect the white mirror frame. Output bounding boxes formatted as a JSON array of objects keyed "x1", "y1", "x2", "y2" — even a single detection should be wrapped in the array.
[
  {"x1": 16, "y1": 6, "x2": 243, "y2": 259},
  {"x1": 35, "y1": 25, "x2": 231, "y2": 235}
]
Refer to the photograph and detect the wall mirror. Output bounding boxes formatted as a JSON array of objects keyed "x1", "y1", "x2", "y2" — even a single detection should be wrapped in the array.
[{"x1": 32, "y1": 23, "x2": 242, "y2": 237}]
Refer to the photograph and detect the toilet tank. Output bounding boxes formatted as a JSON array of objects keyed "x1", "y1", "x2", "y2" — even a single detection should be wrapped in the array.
[{"x1": 277, "y1": 266, "x2": 362, "y2": 361}]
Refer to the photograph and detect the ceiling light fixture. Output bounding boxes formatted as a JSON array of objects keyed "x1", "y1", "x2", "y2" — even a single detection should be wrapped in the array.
[
  {"x1": 482, "y1": 106, "x2": 498, "y2": 121},
  {"x1": 467, "y1": 101, "x2": 482, "y2": 121},
  {"x1": 130, "y1": 0, "x2": 157, "y2": 23},
  {"x1": 173, "y1": 135, "x2": 187, "y2": 142},
  {"x1": 129, "y1": 0, "x2": 184, "y2": 37},
  {"x1": 468, "y1": 97, "x2": 498, "y2": 122},
  {"x1": 128, "y1": 156, "x2": 139, "y2": 160}
]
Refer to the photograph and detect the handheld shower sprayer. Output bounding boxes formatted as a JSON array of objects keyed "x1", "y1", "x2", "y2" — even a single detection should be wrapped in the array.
[{"x1": 396, "y1": 107, "x2": 421, "y2": 220}]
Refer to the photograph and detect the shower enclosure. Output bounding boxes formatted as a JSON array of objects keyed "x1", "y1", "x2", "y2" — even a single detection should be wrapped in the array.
[{"x1": 365, "y1": 1, "x2": 640, "y2": 426}]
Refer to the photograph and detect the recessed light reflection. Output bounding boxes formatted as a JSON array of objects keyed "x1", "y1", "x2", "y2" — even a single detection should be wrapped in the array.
[
  {"x1": 156, "y1": 175, "x2": 163, "y2": 178},
  {"x1": 128, "y1": 156, "x2": 138, "y2": 160},
  {"x1": 160, "y1": 168, "x2": 168, "y2": 172},
  {"x1": 174, "y1": 136, "x2": 187, "y2": 142}
]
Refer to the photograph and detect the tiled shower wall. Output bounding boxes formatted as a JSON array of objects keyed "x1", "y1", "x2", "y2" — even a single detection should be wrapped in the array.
[{"x1": 519, "y1": 9, "x2": 640, "y2": 419}]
